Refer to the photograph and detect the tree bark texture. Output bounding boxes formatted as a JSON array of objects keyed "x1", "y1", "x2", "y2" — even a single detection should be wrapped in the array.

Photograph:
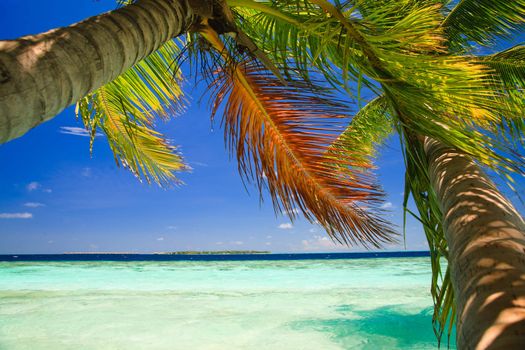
[
  {"x1": 0, "y1": 0, "x2": 198, "y2": 144},
  {"x1": 424, "y1": 137, "x2": 525, "y2": 349}
]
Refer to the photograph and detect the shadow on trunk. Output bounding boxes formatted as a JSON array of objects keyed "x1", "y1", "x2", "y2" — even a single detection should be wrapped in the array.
[{"x1": 425, "y1": 137, "x2": 525, "y2": 349}]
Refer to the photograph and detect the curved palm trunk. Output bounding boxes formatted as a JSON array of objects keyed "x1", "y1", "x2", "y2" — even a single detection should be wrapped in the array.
[
  {"x1": 0, "y1": 0, "x2": 198, "y2": 144},
  {"x1": 424, "y1": 137, "x2": 525, "y2": 349}
]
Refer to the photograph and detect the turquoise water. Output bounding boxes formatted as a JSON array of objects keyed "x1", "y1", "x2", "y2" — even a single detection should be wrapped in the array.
[{"x1": 0, "y1": 258, "x2": 455, "y2": 349}]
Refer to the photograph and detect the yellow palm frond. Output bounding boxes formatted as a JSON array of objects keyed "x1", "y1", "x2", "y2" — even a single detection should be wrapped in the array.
[{"x1": 77, "y1": 39, "x2": 187, "y2": 186}]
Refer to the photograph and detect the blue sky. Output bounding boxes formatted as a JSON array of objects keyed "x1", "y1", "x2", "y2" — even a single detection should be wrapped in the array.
[{"x1": 0, "y1": 0, "x2": 522, "y2": 254}]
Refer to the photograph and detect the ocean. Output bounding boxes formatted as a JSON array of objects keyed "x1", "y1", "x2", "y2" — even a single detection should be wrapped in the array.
[{"x1": 0, "y1": 253, "x2": 456, "y2": 349}]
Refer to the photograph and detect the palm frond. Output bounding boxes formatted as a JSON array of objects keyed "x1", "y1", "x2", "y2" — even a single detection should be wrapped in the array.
[
  {"x1": 480, "y1": 45, "x2": 525, "y2": 141},
  {"x1": 483, "y1": 45, "x2": 525, "y2": 86},
  {"x1": 77, "y1": 39, "x2": 187, "y2": 186},
  {"x1": 443, "y1": 0, "x2": 525, "y2": 50},
  {"x1": 358, "y1": 35, "x2": 525, "y2": 176},
  {"x1": 350, "y1": 0, "x2": 447, "y2": 55},
  {"x1": 232, "y1": 0, "x2": 448, "y2": 101},
  {"x1": 305, "y1": 1, "x2": 524, "y2": 175},
  {"x1": 355, "y1": 0, "x2": 444, "y2": 23},
  {"x1": 328, "y1": 95, "x2": 393, "y2": 167},
  {"x1": 230, "y1": 0, "x2": 377, "y2": 100},
  {"x1": 201, "y1": 26, "x2": 396, "y2": 247},
  {"x1": 400, "y1": 130, "x2": 453, "y2": 344}
]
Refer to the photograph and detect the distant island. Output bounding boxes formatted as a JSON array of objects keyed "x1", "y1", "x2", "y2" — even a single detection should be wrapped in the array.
[
  {"x1": 156, "y1": 250, "x2": 272, "y2": 255},
  {"x1": 61, "y1": 250, "x2": 272, "y2": 255}
]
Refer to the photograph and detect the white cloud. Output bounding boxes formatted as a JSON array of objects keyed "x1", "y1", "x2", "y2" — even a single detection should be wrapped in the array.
[
  {"x1": 266, "y1": 235, "x2": 272, "y2": 239},
  {"x1": 60, "y1": 126, "x2": 101, "y2": 137},
  {"x1": 157, "y1": 237, "x2": 164, "y2": 241},
  {"x1": 380, "y1": 202, "x2": 394, "y2": 209},
  {"x1": 166, "y1": 226, "x2": 178, "y2": 230},
  {"x1": 26, "y1": 182, "x2": 51, "y2": 193},
  {"x1": 230, "y1": 241, "x2": 244, "y2": 245},
  {"x1": 24, "y1": 202, "x2": 45, "y2": 208},
  {"x1": 301, "y1": 235, "x2": 344, "y2": 252},
  {"x1": 215, "y1": 241, "x2": 224, "y2": 245},
  {"x1": 265, "y1": 242, "x2": 271, "y2": 246},
  {"x1": 26, "y1": 182, "x2": 40, "y2": 191},
  {"x1": 0, "y1": 212, "x2": 33, "y2": 219},
  {"x1": 308, "y1": 228, "x2": 318, "y2": 233},
  {"x1": 278, "y1": 223, "x2": 293, "y2": 230}
]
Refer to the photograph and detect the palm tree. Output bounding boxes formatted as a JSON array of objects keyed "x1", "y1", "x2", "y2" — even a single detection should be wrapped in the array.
[
  {"x1": 233, "y1": 1, "x2": 525, "y2": 347},
  {"x1": 2, "y1": 0, "x2": 525, "y2": 348}
]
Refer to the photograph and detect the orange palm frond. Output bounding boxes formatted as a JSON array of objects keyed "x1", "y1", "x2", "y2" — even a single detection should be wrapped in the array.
[{"x1": 202, "y1": 27, "x2": 396, "y2": 247}]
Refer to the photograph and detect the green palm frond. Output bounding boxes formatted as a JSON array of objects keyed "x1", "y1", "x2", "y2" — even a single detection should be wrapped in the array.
[
  {"x1": 304, "y1": 0, "x2": 523, "y2": 175},
  {"x1": 76, "y1": 39, "x2": 187, "y2": 186},
  {"x1": 351, "y1": 0, "x2": 446, "y2": 55},
  {"x1": 329, "y1": 96, "x2": 393, "y2": 167},
  {"x1": 355, "y1": 0, "x2": 444, "y2": 22},
  {"x1": 481, "y1": 45, "x2": 525, "y2": 141},
  {"x1": 400, "y1": 131, "x2": 453, "y2": 344},
  {"x1": 230, "y1": 0, "x2": 376, "y2": 99},
  {"x1": 483, "y1": 45, "x2": 525, "y2": 87},
  {"x1": 382, "y1": 75, "x2": 523, "y2": 177},
  {"x1": 231, "y1": 0, "x2": 448, "y2": 101},
  {"x1": 443, "y1": 0, "x2": 525, "y2": 50}
]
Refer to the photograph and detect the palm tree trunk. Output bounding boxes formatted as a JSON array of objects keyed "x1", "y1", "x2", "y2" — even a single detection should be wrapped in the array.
[
  {"x1": 424, "y1": 137, "x2": 525, "y2": 349},
  {"x1": 0, "y1": 0, "x2": 199, "y2": 144}
]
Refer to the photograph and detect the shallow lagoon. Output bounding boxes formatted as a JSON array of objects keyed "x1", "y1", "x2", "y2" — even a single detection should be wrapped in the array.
[{"x1": 0, "y1": 257, "x2": 455, "y2": 349}]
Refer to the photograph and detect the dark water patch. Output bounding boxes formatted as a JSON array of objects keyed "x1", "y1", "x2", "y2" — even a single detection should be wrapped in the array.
[{"x1": 291, "y1": 305, "x2": 456, "y2": 349}]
